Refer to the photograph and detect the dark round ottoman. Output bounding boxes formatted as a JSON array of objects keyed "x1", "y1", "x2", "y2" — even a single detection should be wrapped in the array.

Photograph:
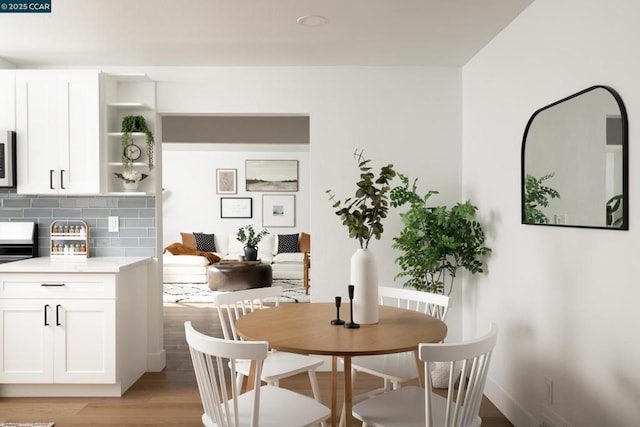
[{"x1": 207, "y1": 262, "x2": 272, "y2": 291}]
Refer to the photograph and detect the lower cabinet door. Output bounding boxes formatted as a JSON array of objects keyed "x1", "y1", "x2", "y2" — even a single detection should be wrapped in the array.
[
  {"x1": 0, "y1": 299, "x2": 116, "y2": 385},
  {"x1": 0, "y1": 300, "x2": 55, "y2": 383},
  {"x1": 53, "y1": 299, "x2": 116, "y2": 383}
]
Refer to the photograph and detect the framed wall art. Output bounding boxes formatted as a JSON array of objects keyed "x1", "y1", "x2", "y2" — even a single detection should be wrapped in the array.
[
  {"x1": 216, "y1": 168, "x2": 237, "y2": 194},
  {"x1": 245, "y1": 160, "x2": 298, "y2": 192},
  {"x1": 262, "y1": 194, "x2": 295, "y2": 227},
  {"x1": 220, "y1": 197, "x2": 252, "y2": 219}
]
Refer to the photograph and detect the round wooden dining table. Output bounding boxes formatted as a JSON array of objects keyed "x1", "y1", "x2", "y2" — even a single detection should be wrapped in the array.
[{"x1": 235, "y1": 302, "x2": 448, "y2": 426}]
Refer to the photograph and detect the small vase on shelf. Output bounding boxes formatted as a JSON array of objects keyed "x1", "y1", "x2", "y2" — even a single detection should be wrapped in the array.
[
  {"x1": 122, "y1": 181, "x2": 139, "y2": 192},
  {"x1": 114, "y1": 169, "x2": 148, "y2": 193}
]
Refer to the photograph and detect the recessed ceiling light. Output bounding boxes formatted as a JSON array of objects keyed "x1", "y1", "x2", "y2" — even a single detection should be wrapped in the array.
[{"x1": 296, "y1": 15, "x2": 328, "y2": 27}]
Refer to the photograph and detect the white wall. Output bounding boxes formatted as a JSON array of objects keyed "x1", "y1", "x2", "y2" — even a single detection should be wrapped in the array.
[
  {"x1": 162, "y1": 145, "x2": 309, "y2": 245},
  {"x1": 128, "y1": 66, "x2": 464, "y2": 338},
  {"x1": 463, "y1": 0, "x2": 640, "y2": 425}
]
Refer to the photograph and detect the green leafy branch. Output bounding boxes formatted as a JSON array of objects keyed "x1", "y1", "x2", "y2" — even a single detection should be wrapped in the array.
[
  {"x1": 390, "y1": 173, "x2": 491, "y2": 295},
  {"x1": 524, "y1": 172, "x2": 560, "y2": 224},
  {"x1": 326, "y1": 149, "x2": 396, "y2": 248}
]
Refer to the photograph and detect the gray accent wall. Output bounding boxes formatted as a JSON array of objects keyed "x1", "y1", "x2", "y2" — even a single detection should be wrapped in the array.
[{"x1": 0, "y1": 189, "x2": 156, "y2": 258}]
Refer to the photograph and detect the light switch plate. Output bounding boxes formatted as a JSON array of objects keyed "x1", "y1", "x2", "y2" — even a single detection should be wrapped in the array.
[{"x1": 108, "y1": 216, "x2": 119, "y2": 232}]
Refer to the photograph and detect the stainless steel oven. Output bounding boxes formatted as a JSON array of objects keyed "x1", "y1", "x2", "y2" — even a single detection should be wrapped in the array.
[
  {"x1": 0, "y1": 130, "x2": 16, "y2": 188},
  {"x1": 0, "y1": 222, "x2": 38, "y2": 264}
]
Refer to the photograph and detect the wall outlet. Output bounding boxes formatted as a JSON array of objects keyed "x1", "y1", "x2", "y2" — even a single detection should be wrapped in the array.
[
  {"x1": 108, "y1": 216, "x2": 119, "y2": 232},
  {"x1": 544, "y1": 377, "x2": 553, "y2": 405}
]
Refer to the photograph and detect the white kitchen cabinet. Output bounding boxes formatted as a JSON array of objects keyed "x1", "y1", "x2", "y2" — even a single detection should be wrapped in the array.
[
  {"x1": 0, "y1": 70, "x2": 15, "y2": 132},
  {"x1": 0, "y1": 258, "x2": 149, "y2": 397},
  {"x1": 0, "y1": 298, "x2": 115, "y2": 384},
  {"x1": 15, "y1": 70, "x2": 101, "y2": 195}
]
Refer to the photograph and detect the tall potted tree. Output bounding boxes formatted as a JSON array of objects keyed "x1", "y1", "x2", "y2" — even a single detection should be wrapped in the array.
[
  {"x1": 326, "y1": 149, "x2": 396, "y2": 324},
  {"x1": 390, "y1": 173, "x2": 491, "y2": 296}
]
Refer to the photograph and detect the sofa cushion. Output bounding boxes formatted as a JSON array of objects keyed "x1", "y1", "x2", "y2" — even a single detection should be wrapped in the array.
[
  {"x1": 163, "y1": 253, "x2": 211, "y2": 266},
  {"x1": 181, "y1": 232, "x2": 197, "y2": 249},
  {"x1": 258, "y1": 234, "x2": 275, "y2": 260},
  {"x1": 227, "y1": 235, "x2": 244, "y2": 256},
  {"x1": 193, "y1": 232, "x2": 217, "y2": 252},
  {"x1": 277, "y1": 233, "x2": 299, "y2": 254},
  {"x1": 273, "y1": 252, "x2": 305, "y2": 263},
  {"x1": 215, "y1": 233, "x2": 229, "y2": 255}
]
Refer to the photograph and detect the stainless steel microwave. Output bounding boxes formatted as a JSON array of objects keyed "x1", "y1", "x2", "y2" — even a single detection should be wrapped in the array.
[{"x1": 0, "y1": 131, "x2": 16, "y2": 188}]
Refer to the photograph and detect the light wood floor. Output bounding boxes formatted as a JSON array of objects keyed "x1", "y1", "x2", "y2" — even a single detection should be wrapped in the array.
[{"x1": 0, "y1": 303, "x2": 513, "y2": 426}]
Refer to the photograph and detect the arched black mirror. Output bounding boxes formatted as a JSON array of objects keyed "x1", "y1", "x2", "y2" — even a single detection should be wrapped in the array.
[{"x1": 521, "y1": 85, "x2": 628, "y2": 229}]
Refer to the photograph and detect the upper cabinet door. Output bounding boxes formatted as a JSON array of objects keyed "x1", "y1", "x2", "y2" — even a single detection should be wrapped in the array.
[
  {"x1": 60, "y1": 71, "x2": 101, "y2": 194},
  {"x1": 15, "y1": 70, "x2": 60, "y2": 194},
  {"x1": 0, "y1": 70, "x2": 16, "y2": 131},
  {"x1": 16, "y1": 70, "x2": 101, "y2": 195}
]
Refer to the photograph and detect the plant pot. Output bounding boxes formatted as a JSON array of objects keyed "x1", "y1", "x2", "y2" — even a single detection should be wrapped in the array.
[
  {"x1": 350, "y1": 248, "x2": 379, "y2": 324},
  {"x1": 122, "y1": 181, "x2": 139, "y2": 192},
  {"x1": 243, "y1": 246, "x2": 258, "y2": 262},
  {"x1": 431, "y1": 361, "x2": 463, "y2": 389}
]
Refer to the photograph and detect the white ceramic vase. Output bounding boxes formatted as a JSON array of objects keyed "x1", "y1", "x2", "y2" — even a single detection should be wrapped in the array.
[
  {"x1": 350, "y1": 248, "x2": 379, "y2": 324},
  {"x1": 123, "y1": 181, "x2": 139, "y2": 192}
]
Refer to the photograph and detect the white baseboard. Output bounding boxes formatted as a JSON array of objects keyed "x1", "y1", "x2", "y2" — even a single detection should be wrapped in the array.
[
  {"x1": 147, "y1": 349, "x2": 167, "y2": 372},
  {"x1": 484, "y1": 377, "x2": 539, "y2": 427}
]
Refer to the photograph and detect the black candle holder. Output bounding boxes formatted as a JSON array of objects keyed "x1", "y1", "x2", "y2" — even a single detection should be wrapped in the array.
[
  {"x1": 331, "y1": 296, "x2": 345, "y2": 325},
  {"x1": 345, "y1": 284, "x2": 360, "y2": 329}
]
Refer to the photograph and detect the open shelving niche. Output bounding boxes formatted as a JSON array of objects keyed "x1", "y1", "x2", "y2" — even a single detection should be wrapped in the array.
[{"x1": 103, "y1": 73, "x2": 158, "y2": 195}]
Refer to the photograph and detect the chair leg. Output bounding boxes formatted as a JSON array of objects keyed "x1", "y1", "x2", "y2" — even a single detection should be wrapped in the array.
[
  {"x1": 306, "y1": 370, "x2": 325, "y2": 427},
  {"x1": 307, "y1": 369, "x2": 322, "y2": 402},
  {"x1": 236, "y1": 373, "x2": 245, "y2": 393}
]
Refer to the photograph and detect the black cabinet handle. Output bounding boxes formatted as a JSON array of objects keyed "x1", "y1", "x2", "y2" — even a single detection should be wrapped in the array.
[
  {"x1": 41, "y1": 283, "x2": 65, "y2": 287},
  {"x1": 49, "y1": 170, "x2": 55, "y2": 189},
  {"x1": 60, "y1": 170, "x2": 66, "y2": 189},
  {"x1": 56, "y1": 304, "x2": 61, "y2": 326},
  {"x1": 44, "y1": 304, "x2": 50, "y2": 326}
]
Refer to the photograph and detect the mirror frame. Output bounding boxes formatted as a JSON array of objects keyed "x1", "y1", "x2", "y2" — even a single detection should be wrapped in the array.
[{"x1": 521, "y1": 85, "x2": 629, "y2": 230}]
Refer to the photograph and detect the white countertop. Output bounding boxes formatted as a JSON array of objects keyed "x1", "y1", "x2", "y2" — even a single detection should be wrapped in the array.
[{"x1": 0, "y1": 256, "x2": 152, "y2": 273}]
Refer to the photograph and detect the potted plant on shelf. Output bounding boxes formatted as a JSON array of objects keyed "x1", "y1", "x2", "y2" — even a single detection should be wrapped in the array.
[
  {"x1": 121, "y1": 115, "x2": 155, "y2": 170},
  {"x1": 236, "y1": 225, "x2": 269, "y2": 262},
  {"x1": 390, "y1": 173, "x2": 491, "y2": 296},
  {"x1": 114, "y1": 169, "x2": 148, "y2": 192},
  {"x1": 326, "y1": 149, "x2": 396, "y2": 324}
]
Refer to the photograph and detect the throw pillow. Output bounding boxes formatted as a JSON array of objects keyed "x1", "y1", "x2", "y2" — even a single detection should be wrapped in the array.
[
  {"x1": 277, "y1": 233, "x2": 299, "y2": 254},
  {"x1": 180, "y1": 232, "x2": 197, "y2": 249},
  {"x1": 193, "y1": 232, "x2": 217, "y2": 252}
]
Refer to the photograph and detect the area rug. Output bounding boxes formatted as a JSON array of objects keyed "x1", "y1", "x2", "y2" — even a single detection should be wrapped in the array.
[{"x1": 163, "y1": 279, "x2": 309, "y2": 304}]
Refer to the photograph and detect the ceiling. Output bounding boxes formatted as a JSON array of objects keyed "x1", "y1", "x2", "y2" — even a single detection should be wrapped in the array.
[{"x1": 0, "y1": 0, "x2": 533, "y2": 68}]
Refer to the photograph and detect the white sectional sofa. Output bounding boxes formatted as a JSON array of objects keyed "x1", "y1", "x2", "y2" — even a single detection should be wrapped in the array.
[{"x1": 163, "y1": 231, "x2": 310, "y2": 288}]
